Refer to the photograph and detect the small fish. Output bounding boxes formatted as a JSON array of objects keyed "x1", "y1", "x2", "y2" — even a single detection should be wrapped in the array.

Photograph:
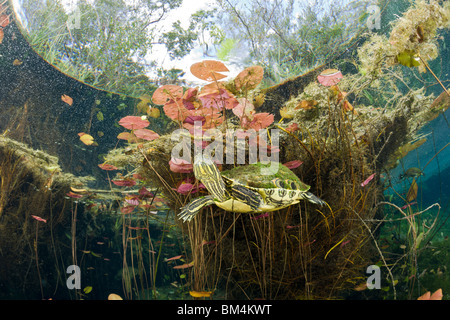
[
  {"x1": 251, "y1": 212, "x2": 269, "y2": 220},
  {"x1": 31, "y1": 215, "x2": 47, "y2": 223},
  {"x1": 399, "y1": 167, "x2": 423, "y2": 179},
  {"x1": 361, "y1": 173, "x2": 376, "y2": 187},
  {"x1": 165, "y1": 255, "x2": 183, "y2": 262},
  {"x1": 400, "y1": 201, "x2": 417, "y2": 210},
  {"x1": 13, "y1": 59, "x2": 23, "y2": 66}
]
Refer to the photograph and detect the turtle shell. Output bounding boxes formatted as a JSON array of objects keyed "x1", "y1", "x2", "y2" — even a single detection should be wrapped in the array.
[{"x1": 221, "y1": 162, "x2": 310, "y2": 192}]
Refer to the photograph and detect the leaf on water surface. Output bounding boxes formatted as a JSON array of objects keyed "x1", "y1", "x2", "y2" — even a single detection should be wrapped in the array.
[
  {"x1": 152, "y1": 85, "x2": 183, "y2": 105},
  {"x1": 112, "y1": 179, "x2": 136, "y2": 187},
  {"x1": 317, "y1": 69, "x2": 343, "y2": 86},
  {"x1": 283, "y1": 160, "x2": 303, "y2": 169},
  {"x1": 234, "y1": 65, "x2": 264, "y2": 91},
  {"x1": 108, "y1": 293, "x2": 123, "y2": 300},
  {"x1": 118, "y1": 116, "x2": 149, "y2": 130},
  {"x1": 61, "y1": 94, "x2": 73, "y2": 106},
  {"x1": 189, "y1": 291, "x2": 213, "y2": 298},
  {"x1": 190, "y1": 60, "x2": 229, "y2": 82},
  {"x1": 133, "y1": 128, "x2": 160, "y2": 141},
  {"x1": 83, "y1": 286, "x2": 93, "y2": 294},
  {"x1": 98, "y1": 163, "x2": 118, "y2": 171},
  {"x1": 78, "y1": 132, "x2": 95, "y2": 145}
]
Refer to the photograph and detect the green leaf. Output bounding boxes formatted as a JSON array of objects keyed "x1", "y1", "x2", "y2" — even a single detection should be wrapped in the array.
[
  {"x1": 83, "y1": 286, "x2": 93, "y2": 294},
  {"x1": 97, "y1": 111, "x2": 104, "y2": 121},
  {"x1": 397, "y1": 50, "x2": 421, "y2": 68}
]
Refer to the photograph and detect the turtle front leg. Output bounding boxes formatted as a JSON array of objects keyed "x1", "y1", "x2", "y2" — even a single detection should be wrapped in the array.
[{"x1": 178, "y1": 195, "x2": 216, "y2": 222}]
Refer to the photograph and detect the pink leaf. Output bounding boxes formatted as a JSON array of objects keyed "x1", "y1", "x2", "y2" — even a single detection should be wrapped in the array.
[
  {"x1": 169, "y1": 158, "x2": 193, "y2": 173},
  {"x1": 118, "y1": 116, "x2": 149, "y2": 130},
  {"x1": 31, "y1": 215, "x2": 47, "y2": 223},
  {"x1": 133, "y1": 128, "x2": 160, "y2": 141},
  {"x1": 317, "y1": 69, "x2": 343, "y2": 86},
  {"x1": 361, "y1": 173, "x2": 376, "y2": 187},
  {"x1": 112, "y1": 179, "x2": 137, "y2": 187},
  {"x1": 283, "y1": 160, "x2": 303, "y2": 169},
  {"x1": 247, "y1": 113, "x2": 274, "y2": 130},
  {"x1": 121, "y1": 206, "x2": 135, "y2": 214}
]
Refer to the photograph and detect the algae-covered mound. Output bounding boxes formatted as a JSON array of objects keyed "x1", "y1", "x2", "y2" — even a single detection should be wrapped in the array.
[{"x1": 0, "y1": 136, "x2": 94, "y2": 298}]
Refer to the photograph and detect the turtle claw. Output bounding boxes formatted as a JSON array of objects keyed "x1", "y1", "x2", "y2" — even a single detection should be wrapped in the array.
[{"x1": 178, "y1": 196, "x2": 215, "y2": 222}]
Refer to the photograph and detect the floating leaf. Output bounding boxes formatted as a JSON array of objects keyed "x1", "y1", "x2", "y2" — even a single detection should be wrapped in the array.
[
  {"x1": 96, "y1": 111, "x2": 104, "y2": 121},
  {"x1": 417, "y1": 289, "x2": 443, "y2": 300},
  {"x1": 108, "y1": 293, "x2": 123, "y2": 300},
  {"x1": 118, "y1": 116, "x2": 149, "y2": 130},
  {"x1": 234, "y1": 65, "x2": 264, "y2": 91},
  {"x1": 296, "y1": 100, "x2": 318, "y2": 110},
  {"x1": 83, "y1": 286, "x2": 93, "y2": 294},
  {"x1": 61, "y1": 94, "x2": 73, "y2": 106},
  {"x1": 148, "y1": 107, "x2": 160, "y2": 118},
  {"x1": 133, "y1": 128, "x2": 160, "y2": 141},
  {"x1": 152, "y1": 85, "x2": 183, "y2": 105},
  {"x1": 0, "y1": 13, "x2": 9, "y2": 28},
  {"x1": 283, "y1": 160, "x2": 303, "y2": 169},
  {"x1": 78, "y1": 132, "x2": 95, "y2": 145},
  {"x1": 112, "y1": 179, "x2": 136, "y2": 187},
  {"x1": 120, "y1": 205, "x2": 135, "y2": 214},
  {"x1": 169, "y1": 158, "x2": 193, "y2": 173},
  {"x1": 397, "y1": 50, "x2": 420, "y2": 68},
  {"x1": 0, "y1": 29, "x2": 4, "y2": 44},
  {"x1": 280, "y1": 106, "x2": 295, "y2": 119},
  {"x1": 247, "y1": 113, "x2": 274, "y2": 130},
  {"x1": 31, "y1": 215, "x2": 47, "y2": 223},
  {"x1": 98, "y1": 163, "x2": 118, "y2": 171},
  {"x1": 190, "y1": 60, "x2": 229, "y2": 81},
  {"x1": 66, "y1": 191, "x2": 84, "y2": 199},
  {"x1": 189, "y1": 291, "x2": 213, "y2": 298},
  {"x1": 317, "y1": 69, "x2": 343, "y2": 86}
]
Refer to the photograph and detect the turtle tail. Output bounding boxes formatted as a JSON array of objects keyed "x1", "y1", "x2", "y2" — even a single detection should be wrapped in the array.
[
  {"x1": 303, "y1": 191, "x2": 326, "y2": 206},
  {"x1": 178, "y1": 196, "x2": 215, "y2": 222}
]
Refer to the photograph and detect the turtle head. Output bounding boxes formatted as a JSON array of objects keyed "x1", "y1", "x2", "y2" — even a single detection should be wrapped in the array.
[{"x1": 193, "y1": 153, "x2": 226, "y2": 202}]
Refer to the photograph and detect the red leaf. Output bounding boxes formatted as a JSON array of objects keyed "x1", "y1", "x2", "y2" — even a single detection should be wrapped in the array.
[
  {"x1": 98, "y1": 163, "x2": 118, "y2": 171},
  {"x1": 31, "y1": 215, "x2": 47, "y2": 223},
  {"x1": 283, "y1": 160, "x2": 303, "y2": 169},
  {"x1": 121, "y1": 206, "x2": 135, "y2": 214},
  {"x1": 118, "y1": 116, "x2": 149, "y2": 130},
  {"x1": 66, "y1": 191, "x2": 84, "y2": 198},
  {"x1": 112, "y1": 179, "x2": 137, "y2": 187},
  {"x1": 133, "y1": 128, "x2": 160, "y2": 141}
]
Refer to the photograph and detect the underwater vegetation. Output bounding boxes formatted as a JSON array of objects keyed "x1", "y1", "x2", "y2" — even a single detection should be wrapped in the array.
[{"x1": 0, "y1": 0, "x2": 448, "y2": 300}]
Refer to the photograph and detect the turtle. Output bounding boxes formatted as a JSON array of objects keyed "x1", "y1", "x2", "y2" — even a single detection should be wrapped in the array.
[{"x1": 178, "y1": 154, "x2": 326, "y2": 222}]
